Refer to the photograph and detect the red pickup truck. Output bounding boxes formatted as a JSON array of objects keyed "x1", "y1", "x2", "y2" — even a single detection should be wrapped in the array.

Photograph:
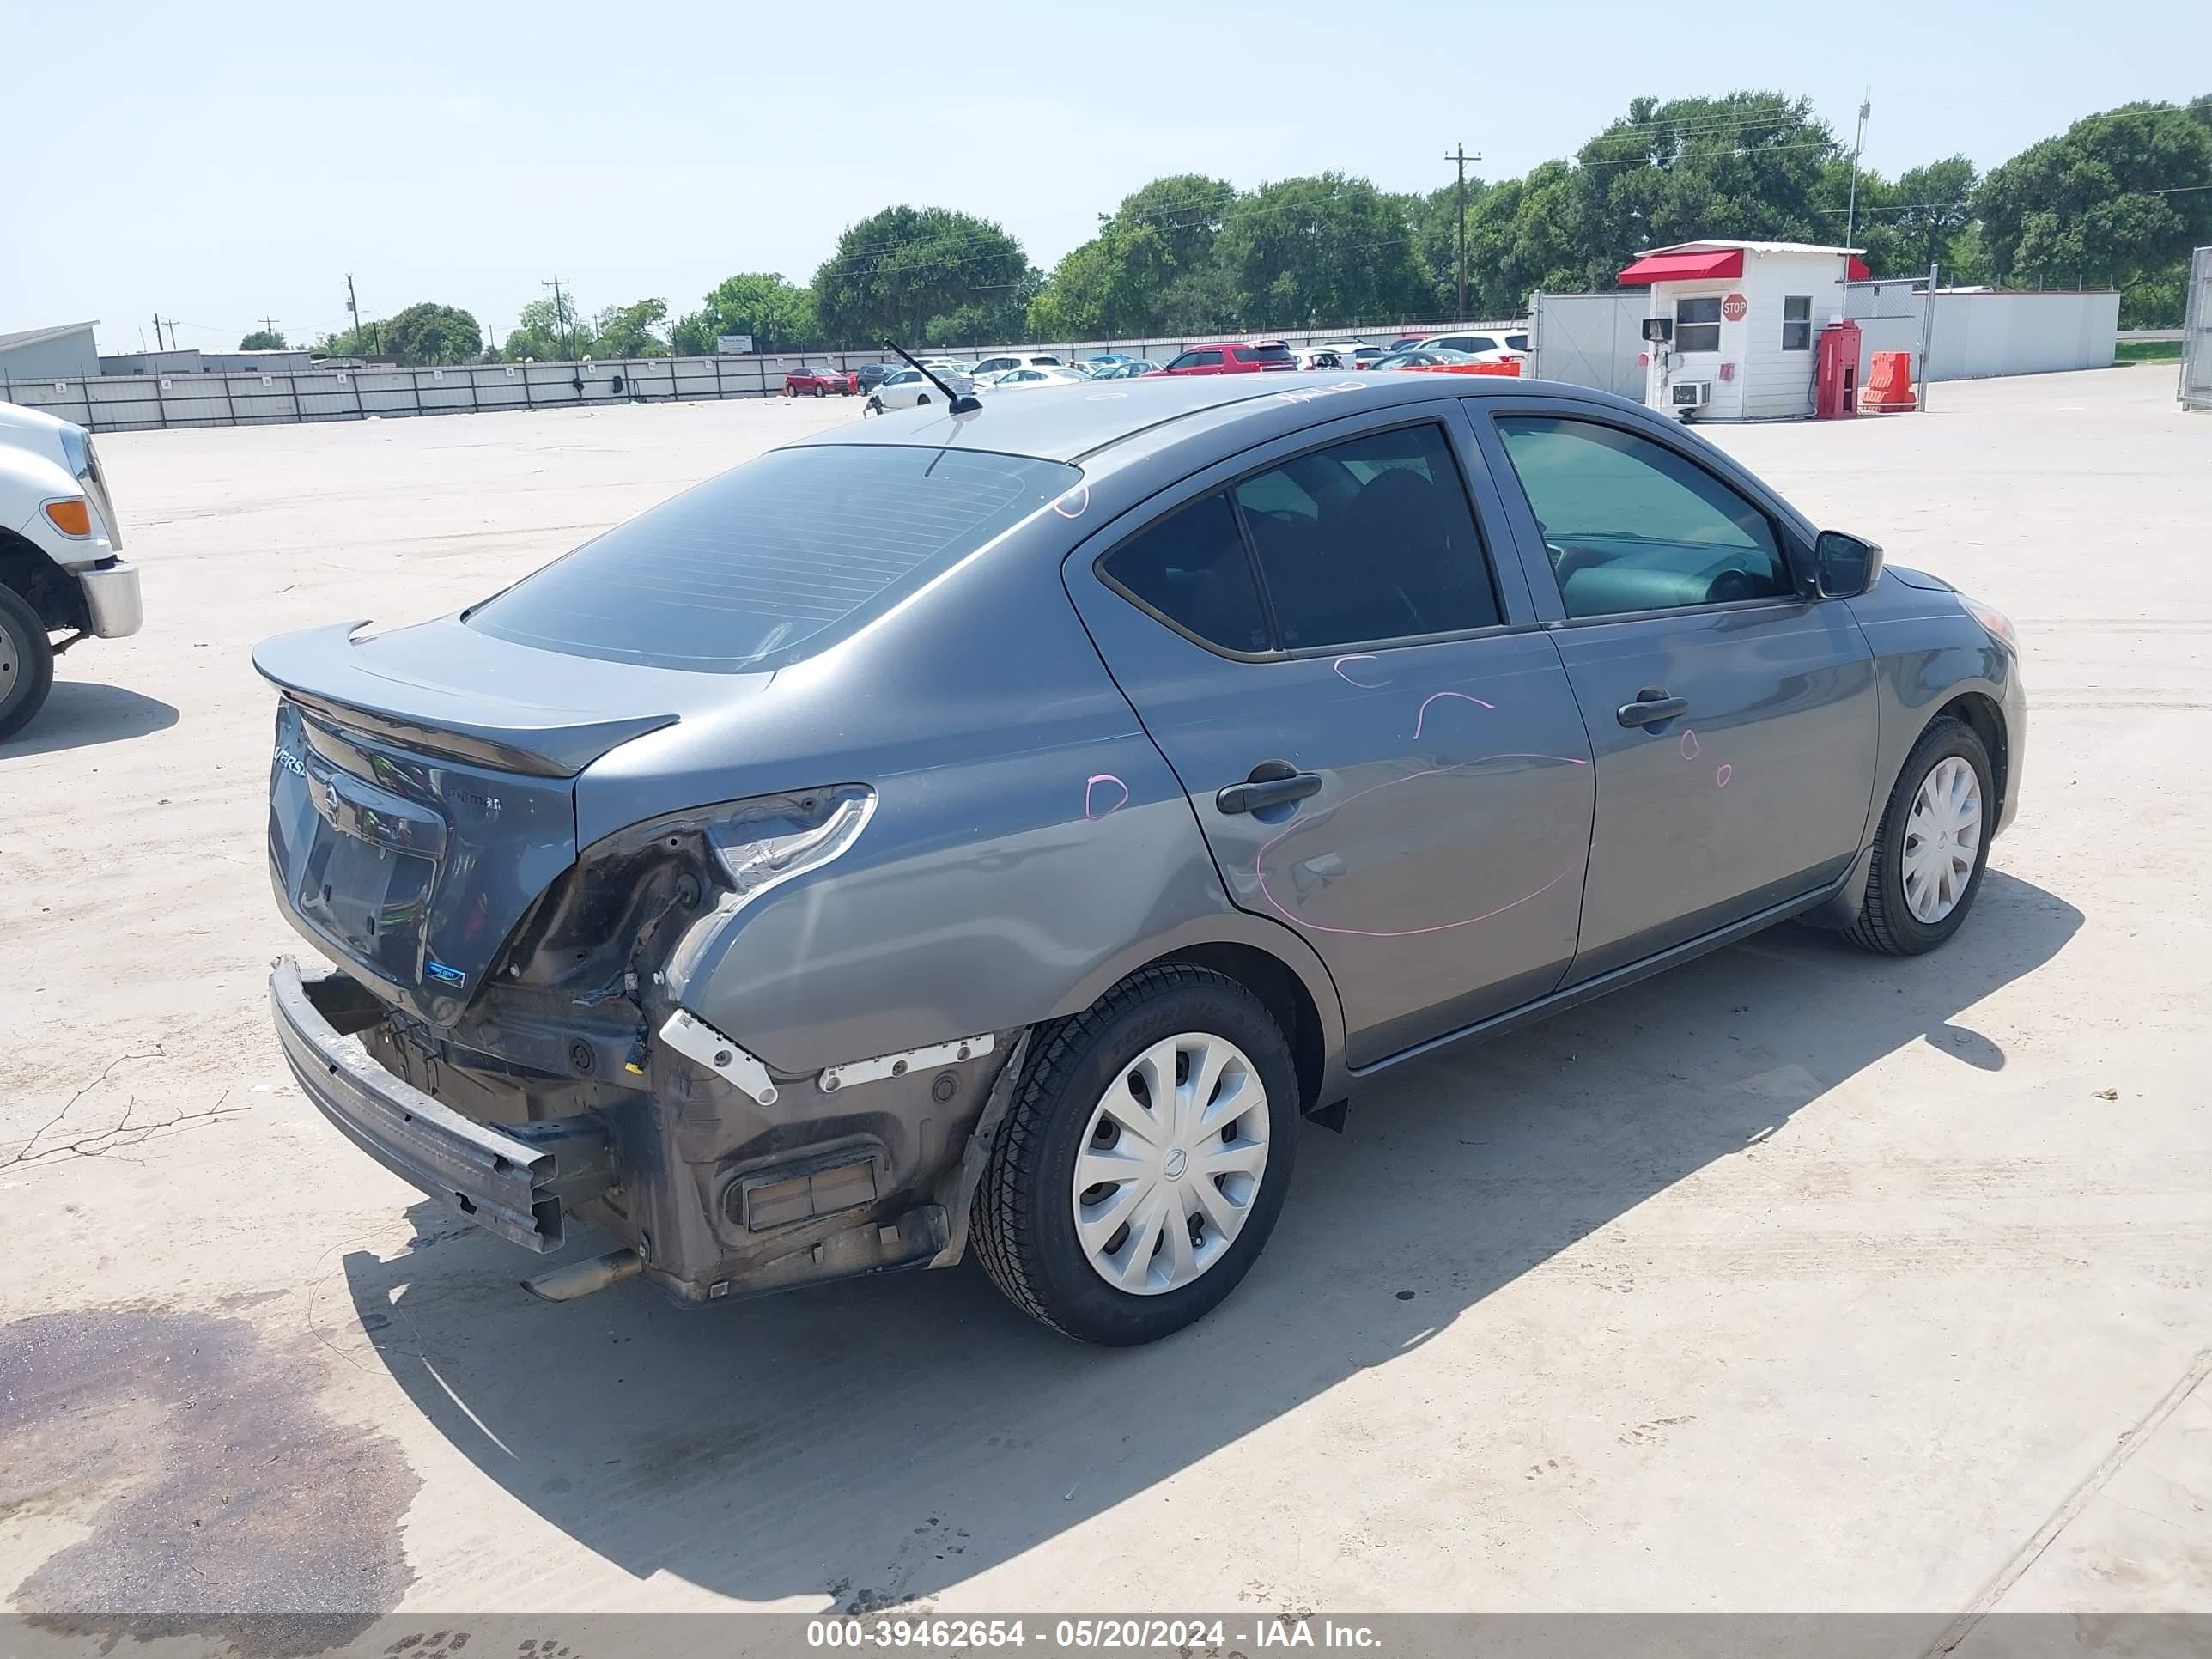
[{"x1": 1142, "y1": 341, "x2": 1297, "y2": 377}]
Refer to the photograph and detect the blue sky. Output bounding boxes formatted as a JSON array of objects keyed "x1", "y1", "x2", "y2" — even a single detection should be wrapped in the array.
[{"x1": 3, "y1": 0, "x2": 2199, "y2": 354}]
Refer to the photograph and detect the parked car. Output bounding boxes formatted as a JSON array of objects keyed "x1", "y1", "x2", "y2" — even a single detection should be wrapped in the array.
[
  {"x1": 971, "y1": 352, "x2": 1064, "y2": 380},
  {"x1": 856, "y1": 362, "x2": 898, "y2": 392},
  {"x1": 1410, "y1": 331, "x2": 1524, "y2": 365},
  {"x1": 1317, "y1": 340, "x2": 1385, "y2": 368},
  {"x1": 1088, "y1": 361, "x2": 1158, "y2": 380},
  {"x1": 1371, "y1": 348, "x2": 1516, "y2": 377},
  {"x1": 1146, "y1": 341, "x2": 1297, "y2": 376},
  {"x1": 784, "y1": 366, "x2": 857, "y2": 397},
  {"x1": 0, "y1": 402, "x2": 142, "y2": 740},
  {"x1": 258, "y1": 372, "x2": 2024, "y2": 1346},
  {"x1": 1291, "y1": 347, "x2": 1345, "y2": 371},
  {"x1": 866, "y1": 366, "x2": 976, "y2": 412},
  {"x1": 979, "y1": 367, "x2": 1086, "y2": 392}
]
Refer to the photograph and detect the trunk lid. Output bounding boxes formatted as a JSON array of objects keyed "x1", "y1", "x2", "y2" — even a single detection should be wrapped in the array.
[{"x1": 256, "y1": 617, "x2": 718, "y2": 1018}]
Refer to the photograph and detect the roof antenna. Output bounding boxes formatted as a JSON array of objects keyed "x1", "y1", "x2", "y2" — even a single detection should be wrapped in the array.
[{"x1": 883, "y1": 339, "x2": 981, "y2": 415}]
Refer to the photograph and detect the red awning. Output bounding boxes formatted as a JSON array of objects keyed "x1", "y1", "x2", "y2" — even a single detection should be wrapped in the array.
[
  {"x1": 1847, "y1": 256, "x2": 1871, "y2": 281},
  {"x1": 1617, "y1": 249, "x2": 1743, "y2": 284}
]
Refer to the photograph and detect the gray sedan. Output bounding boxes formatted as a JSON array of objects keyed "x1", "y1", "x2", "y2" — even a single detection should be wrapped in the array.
[{"x1": 256, "y1": 372, "x2": 2024, "y2": 1345}]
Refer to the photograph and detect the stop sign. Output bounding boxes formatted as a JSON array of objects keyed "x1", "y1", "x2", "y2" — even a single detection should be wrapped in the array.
[{"x1": 1721, "y1": 292, "x2": 1748, "y2": 322}]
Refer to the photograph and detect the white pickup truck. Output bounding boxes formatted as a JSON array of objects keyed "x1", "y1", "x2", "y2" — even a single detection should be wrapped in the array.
[{"x1": 0, "y1": 402, "x2": 142, "y2": 739}]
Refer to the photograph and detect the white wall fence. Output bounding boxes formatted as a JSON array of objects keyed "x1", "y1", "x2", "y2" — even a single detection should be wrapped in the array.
[
  {"x1": 1, "y1": 319, "x2": 1513, "y2": 434},
  {"x1": 2180, "y1": 246, "x2": 2211, "y2": 412}
]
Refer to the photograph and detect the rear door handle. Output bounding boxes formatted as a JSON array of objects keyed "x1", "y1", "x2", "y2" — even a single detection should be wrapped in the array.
[
  {"x1": 1217, "y1": 763, "x2": 1322, "y2": 815},
  {"x1": 1617, "y1": 691, "x2": 1689, "y2": 728}
]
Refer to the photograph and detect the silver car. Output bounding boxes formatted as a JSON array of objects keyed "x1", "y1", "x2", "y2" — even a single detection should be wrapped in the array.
[{"x1": 258, "y1": 372, "x2": 2025, "y2": 1345}]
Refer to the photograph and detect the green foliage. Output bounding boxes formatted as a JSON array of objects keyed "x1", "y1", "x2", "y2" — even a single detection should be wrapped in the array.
[
  {"x1": 384, "y1": 302, "x2": 483, "y2": 366},
  {"x1": 814, "y1": 206, "x2": 1029, "y2": 344},
  {"x1": 680, "y1": 272, "x2": 817, "y2": 355},
  {"x1": 311, "y1": 323, "x2": 383, "y2": 357},
  {"x1": 501, "y1": 297, "x2": 584, "y2": 362},
  {"x1": 1214, "y1": 173, "x2": 1435, "y2": 330},
  {"x1": 1978, "y1": 101, "x2": 2212, "y2": 290},
  {"x1": 591, "y1": 298, "x2": 670, "y2": 357},
  {"x1": 1027, "y1": 175, "x2": 1237, "y2": 337},
  {"x1": 238, "y1": 327, "x2": 287, "y2": 350}
]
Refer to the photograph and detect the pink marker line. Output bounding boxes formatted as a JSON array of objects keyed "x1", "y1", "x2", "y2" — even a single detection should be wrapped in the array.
[
  {"x1": 1085, "y1": 773, "x2": 1129, "y2": 819},
  {"x1": 1253, "y1": 751, "x2": 1587, "y2": 938},
  {"x1": 1411, "y1": 690, "x2": 1496, "y2": 739},
  {"x1": 1333, "y1": 654, "x2": 1389, "y2": 689}
]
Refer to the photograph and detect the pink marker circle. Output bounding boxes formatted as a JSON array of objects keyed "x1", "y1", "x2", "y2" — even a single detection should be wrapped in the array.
[
  {"x1": 1679, "y1": 729, "x2": 1700, "y2": 759},
  {"x1": 1716, "y1": 763, "x2": 1732, "y2": 788}
]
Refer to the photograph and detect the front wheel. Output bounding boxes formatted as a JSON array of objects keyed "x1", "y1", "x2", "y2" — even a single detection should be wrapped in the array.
[
  {"x1": 784, "y1": 385, "x2": 798, "y2": 398},
  {"x1": 811, "y1": 384, "x2": 826, "y2": 398},
  {"x1": 0, "y1": 583, "x2": 56, "y2": 743},
  {"x1": 1843, "y1": 715, "x2": 1994, "y2": 955},
  {"x1": 865, "y1": 397, "x2": 883, "y2": 416},
  {"x1": 972, "y1": 964, "x2": 1298, "y2": 1345}
]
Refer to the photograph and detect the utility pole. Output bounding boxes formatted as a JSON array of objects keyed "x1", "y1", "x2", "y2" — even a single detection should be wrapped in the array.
[
  {"x1": 258, "y1": 316, "x2": 280, "y2": 344},
  {"x1": 1443, "y1": 145, "x2": 1480, "y2": 324},
  {"x1": 1843, "y1": 90, "x2": 1872, "y2": 253},
  {"x1": 544, "y1": 276, "x2": 574, "y2": 358},
  {"x1": 152, "y1": 313, "x2": 164, "y2": 351},
  {"x1": 344, "y1": 273, "x2": 362, "y2": 347}
]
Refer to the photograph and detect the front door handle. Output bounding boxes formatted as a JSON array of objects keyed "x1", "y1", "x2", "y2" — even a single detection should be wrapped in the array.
[
  {"x1": 1217, "y1": 762, "x2": 1322, "y2": 815},
  {"x1": 1617, "y1": 690, "x2": 1689, "y2": 728}
]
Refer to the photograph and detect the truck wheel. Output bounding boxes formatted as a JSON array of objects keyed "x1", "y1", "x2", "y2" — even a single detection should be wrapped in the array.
[
  {"x1": 972, "y1": 964, "x2": 1297, "y2": 1345},
  {"x1": 0, "y1": 584, "x2": 56, "y2": 743},
  {"x1": 1843, "y1": 715, "x2": 1994, "y2": 955}
]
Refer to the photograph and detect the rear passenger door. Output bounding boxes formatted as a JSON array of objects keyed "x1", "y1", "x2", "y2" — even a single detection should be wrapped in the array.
[
  {"x1": 1472, "y1": 398, "x2": 1878, "y2": 979},
  {"x1": 1064, "y1": 406, "x2": 1597, "y2": 1066},
  {"x1": 1160, "y1": 349, "x2": 1226, "y2": 377}
]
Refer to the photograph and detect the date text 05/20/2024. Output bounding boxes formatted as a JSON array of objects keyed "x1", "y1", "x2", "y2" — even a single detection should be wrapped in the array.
[{"x1": 807, "y1": 1616, "x2": 1383, "y2": 1650}]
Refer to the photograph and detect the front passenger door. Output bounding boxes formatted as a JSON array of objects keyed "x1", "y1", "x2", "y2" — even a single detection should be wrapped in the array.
[{"x1": 1477, "y1": 405, "x2": 1879, "y2": 981}]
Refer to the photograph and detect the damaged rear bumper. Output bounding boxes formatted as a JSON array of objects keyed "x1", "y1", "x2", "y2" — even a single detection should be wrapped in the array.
[{"x1": 270, "y1": 957, "x2": 616, "y2": 1250}]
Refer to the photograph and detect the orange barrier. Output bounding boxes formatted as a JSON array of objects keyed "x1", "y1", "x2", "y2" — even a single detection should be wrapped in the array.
[
  {"x1": 1470, "y1": 359, "x2": 1523, "y2": 376},
  {"x1": 1861, "y1": 350, "x2": 1917, "y2": 411}
]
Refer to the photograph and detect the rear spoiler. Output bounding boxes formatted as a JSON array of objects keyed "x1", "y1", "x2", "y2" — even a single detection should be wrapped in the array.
[{"x1": 252, "y1": 620, "x2": 678, "y2": 778}]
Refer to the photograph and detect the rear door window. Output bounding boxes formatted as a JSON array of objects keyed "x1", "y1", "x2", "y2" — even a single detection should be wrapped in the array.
[
  {"x1": 1098, "y1": 492, "x2": 1270, "y2": 654},
  {"x1": 468, "y1": 446, "x2": 1082, "y2": 672},
  {"x1": 1233, "y1": 344, "x2": 1293, "y2": 364},
  {"x1": 1235, "y1": 422, "x2": 1502, "y2": 648}
]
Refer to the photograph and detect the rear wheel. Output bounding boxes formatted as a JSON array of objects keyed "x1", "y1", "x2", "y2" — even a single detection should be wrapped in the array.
[
  {"x1": 784, "y1": 384, "x2": 797, "y2": 398},
  {"x1": 812, "y1": 383, "x2": 826, "y2": 398},
  {"x1": 972, "y1": 964, "x2": 1297, "y2": 1345},
  {"x1": 915, "y1": 393, "x2": 931, "y2": 405},
  {"x1": 1843, "y1": 716, "x2": 1993, "y2": 955},
  {"x1": 0, "y1": 584, "x2": 56, "y2": 743}
]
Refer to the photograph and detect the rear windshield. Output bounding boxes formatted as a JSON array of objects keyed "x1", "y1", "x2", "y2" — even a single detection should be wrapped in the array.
[
  {"x1": 1235, "y1": 344, "x2": 1293, "y2": 363},
  {"x1": 466, "y1": 445, "x2": 1081, "y2": 673}
]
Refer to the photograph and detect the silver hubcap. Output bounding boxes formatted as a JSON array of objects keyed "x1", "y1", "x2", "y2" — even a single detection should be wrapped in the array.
[
  {"x1": 1072, "y1": 1031, "x2": 1271, "y2": 1297},
  {"x1": 1902, "y1": 755, "x2": 1983, "y2": 923},
  {"x1": 0, "y1": 616, "x2": 16, "y2": 701}
]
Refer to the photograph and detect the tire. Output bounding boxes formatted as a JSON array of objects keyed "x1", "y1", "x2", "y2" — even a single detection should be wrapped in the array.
[
  {"x1": 1843, "y1": 715, "x2": 1994, "y2": 955},
  {"x1": 866, "y1": 397, "x2": 882, "y2": 416},
  {"x1": 0, "y1": 583, "x2": 56, "y2": 744},
  {"x1": 784, "y1": 385, "x2": 797, "y2": 398},
  {"x1": 812, "y1": 384, "x2": 826, "y2": 398},
  {"x1": 915, "y1": 393, "x2": 930, "y2": 406},
  {"x1": 972, "y1": 963, "x2": 1298, "y2": 1346}
]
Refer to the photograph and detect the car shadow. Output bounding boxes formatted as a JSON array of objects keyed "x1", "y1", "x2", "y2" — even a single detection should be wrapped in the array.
[
  {"x1": 0, "y1": 681, "x2": 179, "y2": 757},
  {"x1": 342, "y1": 867, "x2": 2079, "y2": 1612}
]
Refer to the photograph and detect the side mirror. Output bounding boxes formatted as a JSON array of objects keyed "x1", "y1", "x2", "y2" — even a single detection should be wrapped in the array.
[{"x1": 1813, "y1": 530, "x2": 1884, "y2": 598}]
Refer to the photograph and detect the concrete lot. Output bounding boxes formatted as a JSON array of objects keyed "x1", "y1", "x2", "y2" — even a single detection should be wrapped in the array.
[{"x1": 3, "y1": 368, "x2": 2207, "y2": 1632}]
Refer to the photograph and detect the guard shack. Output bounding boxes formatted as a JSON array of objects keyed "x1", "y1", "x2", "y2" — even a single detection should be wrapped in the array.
[{"x1": 1617, "y1": 240, "x2": 1870, "y2": 421}]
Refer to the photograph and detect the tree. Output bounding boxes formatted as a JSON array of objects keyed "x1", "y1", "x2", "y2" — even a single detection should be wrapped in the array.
[
  {"x1": 239, "y1": 327, "x2": 287, "y2": 350},
  {"x1": 503, "y1": 296, "x2": 586, "y2": 361},
  {"x1": 813, "y1": 206, "x2": 1029, "y2": 345},
  {"x1": 312, "y1": 323, "x2": 384, "y2": 357},
  {"x1": 1571, "y1": 93, "x2": 1842, "y2": 289},
  {"x1": 383, "y1": 302, "x2": 483, "y2": 366},
  {"x1": 1214, "y1": 173, "x2": 1435, "y2": 330},
  {"x1": 1030, "y1": 174, "x2": 1237, "y2": 338},
  {"x1": 1978, "y1": 100, "x2": 2212, "y2": 297},
  {"x1": 679, "y1": 272, "x2": 817, "y2": 355},
  {"x1": 591, "y1": 298, "x2": 669, "y2": 357}
]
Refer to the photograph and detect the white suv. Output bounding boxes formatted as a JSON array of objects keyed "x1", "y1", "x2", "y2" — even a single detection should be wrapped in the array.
[
  {"x1": 969, "y1": 352, "x2": 1063, "y2": 382},
  {"x1": 1412, "y1": 330, "x2": 1528, "y2": 365}
]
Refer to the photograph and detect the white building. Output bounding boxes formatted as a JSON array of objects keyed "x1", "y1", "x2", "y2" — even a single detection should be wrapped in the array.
[
  {"x1": 0, "y1": 320, "x2": 102, "y2": 386},
  {"x1": 1617, "y1": 241, "x2": 1870, "y2": 421}
]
